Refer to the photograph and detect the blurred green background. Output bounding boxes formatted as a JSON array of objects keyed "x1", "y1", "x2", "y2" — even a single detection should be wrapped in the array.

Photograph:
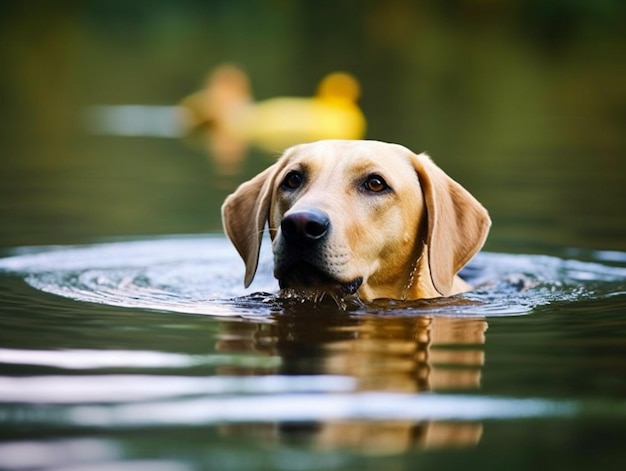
[{"x1": 0, "y1": 0, "x2": 624, "y2": 252}]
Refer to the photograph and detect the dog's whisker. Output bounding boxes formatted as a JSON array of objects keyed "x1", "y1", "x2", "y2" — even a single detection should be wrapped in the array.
[{"x1": 401, "y1": 253, "x2": 423, "y2": 301}]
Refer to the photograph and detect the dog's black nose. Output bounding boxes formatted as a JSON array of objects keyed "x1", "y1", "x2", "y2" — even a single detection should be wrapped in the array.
[{"x1": 281, "y1": 210, "x2": 330, "y2": 243}]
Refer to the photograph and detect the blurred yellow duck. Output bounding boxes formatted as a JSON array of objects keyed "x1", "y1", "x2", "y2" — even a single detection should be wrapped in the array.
[{"x1": 180, "y1": 64, "x2": 366, "y2": 164}]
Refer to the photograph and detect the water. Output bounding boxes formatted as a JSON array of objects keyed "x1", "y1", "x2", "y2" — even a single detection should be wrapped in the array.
[
  {"x1": 1, "y1": 238, "x2": 626, "y2": 469},
  {"x1": 2, "y1": 237, "x2": 626, "y2": 318},
  {"x1": 1, "y1": 2, "x2": 626, "y2": 470}
]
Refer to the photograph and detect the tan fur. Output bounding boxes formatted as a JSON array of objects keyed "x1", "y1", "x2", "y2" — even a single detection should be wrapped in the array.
[{"x1": 221, "y1": 140, "x2": 491, "y2": 300}]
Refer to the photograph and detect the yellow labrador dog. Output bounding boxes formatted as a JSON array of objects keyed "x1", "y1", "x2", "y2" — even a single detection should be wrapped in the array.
[{"x1": 222, "y1": 140, "x2": 491, "y2": 300}]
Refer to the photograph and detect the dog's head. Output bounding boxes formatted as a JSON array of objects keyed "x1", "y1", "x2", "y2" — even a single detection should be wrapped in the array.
[{"x1": 221, "y1": 140, "x2": 490, "y2": 300}]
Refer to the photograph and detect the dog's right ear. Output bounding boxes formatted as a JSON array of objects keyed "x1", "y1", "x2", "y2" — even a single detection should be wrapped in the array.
[
  {"x1": 221, "y1": 164, "x2": 279, "y2": 287},
  {"x1": 410, "y1": 152, "x2": 491, "y2": 297}
]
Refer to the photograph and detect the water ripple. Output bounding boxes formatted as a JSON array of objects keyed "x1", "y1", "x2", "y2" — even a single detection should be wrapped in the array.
[{"x1": 1, "y1": 236, "x2": 625, "y2": 318}]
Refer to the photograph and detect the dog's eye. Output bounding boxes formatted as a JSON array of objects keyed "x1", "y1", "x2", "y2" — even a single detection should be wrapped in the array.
[
  {"x1": 281, "y1": 171, "x2": 304, "y2": 190},
  {"x1": 364, "y1": 174, "x2": 389, "y2": 193}
]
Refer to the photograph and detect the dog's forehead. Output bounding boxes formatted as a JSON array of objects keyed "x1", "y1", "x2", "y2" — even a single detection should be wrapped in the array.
[{"x1": 283, "y1": 140, "x2": 413, "y2": 176}]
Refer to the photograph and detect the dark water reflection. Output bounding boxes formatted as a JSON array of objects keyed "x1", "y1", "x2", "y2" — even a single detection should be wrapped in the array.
[{"x1": 242, "y1": 312, "x2": 486, "y2": 452}]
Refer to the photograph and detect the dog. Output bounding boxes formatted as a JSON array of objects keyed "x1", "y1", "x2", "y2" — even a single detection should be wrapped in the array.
[{"x1": 221, "y1": 140, "x2": 491, "y2": 301}]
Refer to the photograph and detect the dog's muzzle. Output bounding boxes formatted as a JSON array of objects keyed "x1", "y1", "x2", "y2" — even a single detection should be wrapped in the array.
[
  {"x1": 274, "y1": 209, "x2": 362, "y2": 295},
  {"x1": 280, "y1": 209, "x2": 330, "y2": 245}
]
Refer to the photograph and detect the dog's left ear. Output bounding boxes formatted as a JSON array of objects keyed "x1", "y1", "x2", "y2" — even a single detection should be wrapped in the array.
[
  {"x1": 221, "y1": 164, "x2": 279, "y2": 287},
  {"x1": 411, "y1": 153, "x2": 491, "y2": 296}
]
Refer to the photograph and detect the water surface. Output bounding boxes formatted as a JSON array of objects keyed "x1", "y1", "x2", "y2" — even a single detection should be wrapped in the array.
[{"x1": 1, "y1": 237, "x2": 626, "y2": 469}]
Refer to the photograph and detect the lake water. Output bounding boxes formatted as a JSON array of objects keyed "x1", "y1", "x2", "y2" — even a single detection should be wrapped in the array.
[
  {"x1": 1, "y1": 2, "x2": 626, "y2": 470},
  {"x1": 1, "y1": 237, "x2": 626, "y2": 470}
]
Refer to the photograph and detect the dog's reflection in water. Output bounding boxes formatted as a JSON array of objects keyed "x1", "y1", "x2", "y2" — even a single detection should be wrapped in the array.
[{"x1": 216, "y1": 307, "x2": 487, "y2": 454}]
